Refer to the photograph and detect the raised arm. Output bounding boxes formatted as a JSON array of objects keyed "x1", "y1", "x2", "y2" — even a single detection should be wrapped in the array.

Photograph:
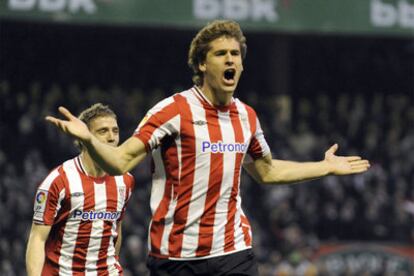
[
  {"x1": 244, "y1": 144, "x2": 370, "y2": 185},
  {"x1": 46, "y1": 106, "x2": 147, "y2": 175}
]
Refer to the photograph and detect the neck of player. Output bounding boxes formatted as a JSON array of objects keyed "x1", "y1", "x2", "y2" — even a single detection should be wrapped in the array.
[
  {"x1": 200, "y1": 84, "x2": 234, "y2": 107},
  {"x1": 80, "y1": 151, "x2": 106, "y2": 178}
]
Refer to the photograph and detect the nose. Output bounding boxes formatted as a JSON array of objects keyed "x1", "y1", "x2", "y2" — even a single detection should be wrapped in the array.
[
  {"x1": 225, "y1": 52, "x2": 234, "y2": 65},
  {"x1": 107, "y1": 131, "x2": 116, "y2": 143}
]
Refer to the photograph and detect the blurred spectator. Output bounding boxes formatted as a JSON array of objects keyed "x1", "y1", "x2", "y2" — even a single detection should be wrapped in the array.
[
  {"x1": 1, "y1": 33, "x2": 413, "y2": 275},
  {"x1": 1, "y1": 80, "x2": 414, "y2": 275}
]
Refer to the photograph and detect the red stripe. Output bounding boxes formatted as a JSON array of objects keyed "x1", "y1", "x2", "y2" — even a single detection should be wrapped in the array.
[
  {"x1": 44, "y1": 166, "x2": 71, "y2": 272},
  {"x1": 150, "y1": 140, "x2": 178, "y2": 255},
  {"x1": 168, "y1": 95, "x2": 196, "y2": 257},
  {"x1": 244, "y1": 104, "x2": 257, "y2": 134},
  {"x1": 224, "y1": 105, "x2": 245, "y2": 252},
  {"x1": 72, "y1": 176, "x2": 94, "y2": 272},
  {"x1": 125, "y1": 174, "x2": 135, "y2": 197},
  {"x1": 98, "y1": 270, "x2": 110, "y2": 276},
  {"x1": 42, "y1": 258, "x2": 60, "y2": 275},
  {"x1": 249, "y1": 137, "x2": 264, "y2": 159},
  {"x1": 41, "y1": 168, "x2": 65, "y2": 225},
  {"x1": 97, "y1": 177, "x2": 118, "y2": 271},
  {"x1": 241, "y1": 104, "x2": 255, "y2": 246},
  {"x1": 195, "y1": 107, "x2": 224, "y2": 257},
  {"x1": 134, "y1": 101, "x2": 179, "y2": 150}
]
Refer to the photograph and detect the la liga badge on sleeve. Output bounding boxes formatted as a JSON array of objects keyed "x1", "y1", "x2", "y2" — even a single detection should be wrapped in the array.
[{"x1": 34, "y1": 190, "x2": 48, "y2": 213}]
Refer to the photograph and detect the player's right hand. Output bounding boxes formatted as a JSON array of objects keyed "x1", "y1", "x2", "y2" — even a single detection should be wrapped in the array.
[{"x1": 46, "y1": 106, "x2": 92, "y2": 142}]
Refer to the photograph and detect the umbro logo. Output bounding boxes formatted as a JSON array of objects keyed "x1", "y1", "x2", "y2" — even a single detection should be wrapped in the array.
[
  {"x1": 71, "y1": 192, "x2": 84, "y2": 197},
  {"x1": 192, "y1": 120, "x2": 207, "y2": 126}
]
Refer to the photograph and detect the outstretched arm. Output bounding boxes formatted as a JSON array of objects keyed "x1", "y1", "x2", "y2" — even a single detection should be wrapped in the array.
[
  {"x1": 244, "y1": 144, "x2": 370, "y2": 185},
  {"x1": 46, "y1": 106, "x2": 147, "y2": 175}
]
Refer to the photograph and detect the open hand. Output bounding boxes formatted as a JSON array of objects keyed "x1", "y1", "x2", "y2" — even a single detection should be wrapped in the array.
[
  {"x1": 45, "y1": 106, "x2": 92, "y2": 142},
  {"x1": 324, "y1": 144, "x2": 370, "y2": 175}
]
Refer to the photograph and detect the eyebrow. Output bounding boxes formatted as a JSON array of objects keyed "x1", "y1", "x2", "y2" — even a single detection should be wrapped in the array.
[
  {"x1": 96, "y1": 126, "x2": 119, "y2": 131},
  {"x1": 213, "y1": 49, "x2": 240, "y2": 54}
]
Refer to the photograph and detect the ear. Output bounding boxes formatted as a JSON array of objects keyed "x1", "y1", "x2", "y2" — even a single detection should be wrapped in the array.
[{"x1": 199, "y1": 62, "x2": 206, "y2": 72}]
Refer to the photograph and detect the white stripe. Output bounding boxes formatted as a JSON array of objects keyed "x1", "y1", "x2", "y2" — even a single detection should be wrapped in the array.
[
  {"x1": 115, "y1": 175, "x2": 126, "y2": 212},
  {"x1": 54, "y1": 189, "x2": 66, "y2": 219},
  {"x1": 148, "y1": 148, "x2": 166, "y2": 252},
  {"x1": 164, "y1": 115, "x2": 182, "y2": 255},
  {"x1": 210, "y1": 110, "x2": 235, "y2": 255},
  {"x1": 38, "y1": 168, "x2": 60, "y2": 191},
  {"x1": 149, "y1": 150, "x2": 165, "y2": 214},
  {"x1": 180, "y1": 93, "x2": 211, "y2": 258},
  {"x1": 159, "y1": 122, "x2": 182, "y2": 255},
  {"x1": 135, "y1": 96, "x2": 176, "y2": 132},
  {"x1": 234, "y1": 101, "x2": 252, "y2": 250},
  {"x1": 175, "y1": 113, "x2": 183, "y2": 195},
  {"x1": 59, "y1": 160, "x2": 83, "y2": 275},
  {"x1": 148, "y1": 96, "x2": 175, "y2": 115},
  {"x1": 146, "y1": 114, "x2": 181, "y2": 255},
  {"x1": 84, "y1": 182, "x2": 107, "y2": 272},
  {"x1": 149, "y1": 116, "x2": 179, "y2": 215},
  {"x1": 160, "y1": 197, "x2": 178, "y2": 256},
  {"x1": 255, "y1": 117, "x2": 271, "y2": 157},
  {"x1": 234, "y1": 196, "x2": 248, "y2": 249},
  {"x1": 149, "y1": 146, "x2": 179, "y2": 255},
  {"x1": 150, "y1": 149, "x2": 168, "y2": 255},
  {"x1": 107, "y1": 176, "x2": 126, "y2": 268},
  {"x1": 85, "y1": 269, "x2": 97, "y2": 276},
  {"x1": 147, "y1": 114, "x2": 180, "y2": 152},
  {"x1": 149, "y1": 150, "x2": 167, "y2": 214}
]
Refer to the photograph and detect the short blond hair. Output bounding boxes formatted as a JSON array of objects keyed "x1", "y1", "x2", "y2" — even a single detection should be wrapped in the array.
[{"x1": 75, "y1": 103, "x2": 117, "y2": 151}]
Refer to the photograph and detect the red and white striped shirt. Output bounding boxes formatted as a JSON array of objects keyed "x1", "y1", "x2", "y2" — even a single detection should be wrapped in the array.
[
  {"x1": 134, "y1": 87, "x2": 270, "y2": 260},
  {"x1": 32, "y1": 156, "x2": 134, "y2": 275}
]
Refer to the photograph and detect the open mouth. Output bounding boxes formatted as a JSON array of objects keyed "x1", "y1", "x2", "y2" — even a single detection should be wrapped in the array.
[{"x1": 224, "y1": 69, "x2": 236, "y2": 81}]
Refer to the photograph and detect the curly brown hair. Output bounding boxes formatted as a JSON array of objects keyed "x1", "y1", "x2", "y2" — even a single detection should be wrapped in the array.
[{"x1": 188, "y1": 20, "x2": 247, "y2": 86}]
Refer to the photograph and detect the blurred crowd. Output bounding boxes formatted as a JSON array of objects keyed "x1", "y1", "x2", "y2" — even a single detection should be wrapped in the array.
[{"x1": 0, "y1": 79, "x2": 413, "y2": 275}]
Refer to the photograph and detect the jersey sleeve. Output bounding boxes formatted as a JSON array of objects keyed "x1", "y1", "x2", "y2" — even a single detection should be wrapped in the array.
[
  {"x1": 244, "y1": 109, "x2": 271, "y2": 164},
  {"x1": 133, "y1": 95, "x2": 180, "y2": 152},
  {"x1": 33, "y1": 168, "x2": 66, "y2": 225}
]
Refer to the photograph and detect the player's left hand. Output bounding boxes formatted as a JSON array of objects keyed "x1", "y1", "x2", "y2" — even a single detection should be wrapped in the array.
[
  {"x1": 324, "y1": 144, "x2": 370, "y2": 175},
  {"x1": 45, "y1": 106, "x2": 92, "y2": 142}
]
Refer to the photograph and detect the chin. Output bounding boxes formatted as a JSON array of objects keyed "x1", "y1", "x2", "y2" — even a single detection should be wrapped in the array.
[{"x1": 222, "y1": 85, "x2": 237, "y2": 93}]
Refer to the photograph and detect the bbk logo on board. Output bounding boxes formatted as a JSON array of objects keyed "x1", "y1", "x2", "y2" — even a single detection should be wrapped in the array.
[
  {"x1": 371, "y1": 0, "x2": 414, "y2": 29},
  {"x1": 193, "y1": 0, "x2": 279, "y2": 22},
  {"x1": 8, "y1": 0, "x2": 97, "y2": 14}
]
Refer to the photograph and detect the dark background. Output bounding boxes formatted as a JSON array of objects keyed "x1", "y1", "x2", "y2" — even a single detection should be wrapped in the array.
[{"x1": 1, "y1": 19, "x2": 413, "y2": 275}]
